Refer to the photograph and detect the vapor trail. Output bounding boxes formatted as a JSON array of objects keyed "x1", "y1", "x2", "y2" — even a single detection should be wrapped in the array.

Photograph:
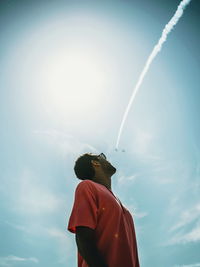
[{"x1": 115, "y1": 0, "x2": 192, "y2": 150}]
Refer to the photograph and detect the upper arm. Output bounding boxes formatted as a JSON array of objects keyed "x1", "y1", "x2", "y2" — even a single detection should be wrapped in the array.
[
  {"x1": 75, "y1": 226, "x2": 96, "y2": 254},
  {"x1": 68, "y1": 181, "x2": 98, "y2": 234},
  {"x1": 76, "y1": 226, "x2": 96, "y2": 239}
]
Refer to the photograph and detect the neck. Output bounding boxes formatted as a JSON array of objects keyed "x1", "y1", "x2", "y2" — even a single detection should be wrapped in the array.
[{"x1": 93, "y1": 175, "x2": 112, "y2": 191}]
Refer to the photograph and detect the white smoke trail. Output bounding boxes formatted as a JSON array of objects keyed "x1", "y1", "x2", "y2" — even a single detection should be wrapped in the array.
[{"x1": 115, "y1": 0, "x2": 192, "y2": 150}]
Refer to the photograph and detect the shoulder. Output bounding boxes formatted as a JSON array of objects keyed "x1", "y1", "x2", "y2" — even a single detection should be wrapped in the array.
[{"x1": 76, "y1": 180, "x2": 98, "y2": 193}]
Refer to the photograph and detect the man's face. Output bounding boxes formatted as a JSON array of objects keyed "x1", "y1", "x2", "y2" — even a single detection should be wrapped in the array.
[{"x1": 97, "y1": 153, "x2": 116, "y2": 176}]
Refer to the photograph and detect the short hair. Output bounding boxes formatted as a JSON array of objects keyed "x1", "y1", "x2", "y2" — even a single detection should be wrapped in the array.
[{"x1": 74, "y1": 153, "x2": 99, "y2": 180}]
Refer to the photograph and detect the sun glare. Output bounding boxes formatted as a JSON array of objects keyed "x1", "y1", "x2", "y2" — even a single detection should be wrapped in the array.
[{"x1": 40, "y1": 49, "x2": 107, "y2": 120}]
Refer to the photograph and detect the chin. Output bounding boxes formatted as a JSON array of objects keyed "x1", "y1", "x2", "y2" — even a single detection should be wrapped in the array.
[
  {"x1": 105, "y1": 163, "x2": 116, "y2": 175},
  {"x1": 109, "y1": 166, "x2": 117, "y2": 175}
]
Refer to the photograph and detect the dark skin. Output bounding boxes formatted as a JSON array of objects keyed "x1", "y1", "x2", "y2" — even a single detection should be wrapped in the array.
[
  {"x1": 75, "y1": 154, "x2": 116, "y2": 267},
  {"x1": 76, "y1": 226, "x2": 108, "y2": 267}
]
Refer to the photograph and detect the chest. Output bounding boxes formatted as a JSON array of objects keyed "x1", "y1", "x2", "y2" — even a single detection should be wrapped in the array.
[{"x1": 95, "y1": 186, "x2": 127, "y2": 217}]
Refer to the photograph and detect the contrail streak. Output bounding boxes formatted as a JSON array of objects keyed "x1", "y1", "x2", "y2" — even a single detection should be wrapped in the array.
[{"x1": 115, "y1": 0, "x2": 192, "y2": 150}]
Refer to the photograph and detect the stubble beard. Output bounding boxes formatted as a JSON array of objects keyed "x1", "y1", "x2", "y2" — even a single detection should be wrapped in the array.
[{"x1": 105, "y1": 163, "x2": 116, "y2": 176}]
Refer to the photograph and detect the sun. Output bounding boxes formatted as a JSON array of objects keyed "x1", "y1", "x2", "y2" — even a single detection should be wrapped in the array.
[{"x1": 40, "y1": 48, "x2": 107, "y2": 121}]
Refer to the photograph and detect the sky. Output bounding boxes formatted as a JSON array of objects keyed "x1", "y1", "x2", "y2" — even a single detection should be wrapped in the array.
[{"x1": 0, "y1": 0, "x2": 199, "y2": 266}]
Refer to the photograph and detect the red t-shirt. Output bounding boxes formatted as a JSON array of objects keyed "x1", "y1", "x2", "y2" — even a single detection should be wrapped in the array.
[{"x1": 67, "y1": 180, "x2": 140, "y2": 267}]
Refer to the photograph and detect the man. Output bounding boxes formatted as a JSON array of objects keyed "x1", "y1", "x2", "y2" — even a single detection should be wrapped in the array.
[{"x1": 67, "y1": 153, "x2": 140, "y2": 267}]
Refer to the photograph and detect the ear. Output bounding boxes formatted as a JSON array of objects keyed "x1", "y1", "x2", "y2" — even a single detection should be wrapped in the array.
[{"x1": 91, "y1": 159, "x2": 100, "y2": 167}]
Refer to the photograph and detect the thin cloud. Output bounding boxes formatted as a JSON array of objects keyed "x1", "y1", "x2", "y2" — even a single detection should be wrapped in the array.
[
  {"x1": 117, "y1": 172, "x2": 141, "y2": 185},
  {"x1": 131, "y1": 128, "x2": 155, "y2": 158},
  {"x1": 166, "y1": 222, "x2": 200, "y2": 245},
  {"x1": 33, "y1": 129, "x2": 99, "y2": 158},
  {"x1": 0, "y1": 255, "x2": 39, "y2": 267},
  {"x1": 161, "y1": 201, "x2": 200, "y2": 246},
  {"x1": 45, "y1": 227, "x2": 74, "y2": 264},
  {"x1": 4, "y1": 221, "x2": 31, "y2": 235},
  {"x1": 133, "y1": 211, "x2": 149, "y2": 219},
  {"x1": 169, "y1": 203, "x2": 200, "y2": 233},
  {"x1": 4, "y1": 222, "x2": 74, "y2": 265},
  {"x1": 174, "y1": 263, "x2": 200, "y2": 267},
  {"x1": 9, "y1": 168, "x2": 66, "y2": 216}
]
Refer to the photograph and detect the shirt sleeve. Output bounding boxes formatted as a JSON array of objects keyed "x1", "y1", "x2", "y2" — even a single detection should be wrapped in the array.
[{"x1": 67, "y1": 180, "x2": 98, "y2": 234}]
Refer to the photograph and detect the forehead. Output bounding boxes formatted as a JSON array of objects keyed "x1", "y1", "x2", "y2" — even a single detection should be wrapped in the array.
[
  {"x1": 90, "y1": 154, "x2": 106, "y2": 161},
  {"x1": 89, "y1": 153, "x2": 98, "y2": 158}
]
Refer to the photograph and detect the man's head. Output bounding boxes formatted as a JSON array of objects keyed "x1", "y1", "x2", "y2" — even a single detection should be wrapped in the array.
[{"x1": 74, "y1": 153, "x2": 116, "y2": 181}]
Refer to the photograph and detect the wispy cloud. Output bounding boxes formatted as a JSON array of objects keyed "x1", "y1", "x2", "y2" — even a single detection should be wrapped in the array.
[
  {"x1": 122, "y1": 200, "x2": 148, "y2": 220},
  {"x1": 122, "y1": 202, "x2": 148, "y2": 236},
  {"x1": 168, "y1": 224, "x2": 200, "y2": 245},
  {"x1": 13, "y1": 168, "x2": 65, "y2": 215},
  {"x1": 33, "y1": 129, "x2": 98, "y2": 158},
  {"x1": 131, "y1": 128, "x2": 156, "y2": 159},
  {"x1": 0, "y1": 255, "x2": 38, "y2": 267},
  {"x1": 45, "y1": 227, "x2": 74, "y2": 264},
  {"x1": 174, "y1": 263, "x2": 200, "y2": 267},
  {"x1": 169, "y1": 203, "x2": 200, "y2": 233},
  {"x1": 117, "y1": 172, "x2": 141, "y2": 185},
  {"x1": 4, "y1": 220, "x2": 32, "y2": 235},
  {"x1": 164, "y1": 204, "x2": 200, "y2": 245},
  {"x1": 3, "y1": 219, "x2": 74, "y2": 264},
  {"x1": 4, "y1": 221, "x2": 74, "y2": 264},
  {"x1": 133, "y1": 210, "x2": 149, "y2": 219}
]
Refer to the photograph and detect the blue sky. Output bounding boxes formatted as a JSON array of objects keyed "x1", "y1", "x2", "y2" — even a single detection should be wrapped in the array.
[{"x1": 0, "y1": 0, "x2": 199, "y2": 266}]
